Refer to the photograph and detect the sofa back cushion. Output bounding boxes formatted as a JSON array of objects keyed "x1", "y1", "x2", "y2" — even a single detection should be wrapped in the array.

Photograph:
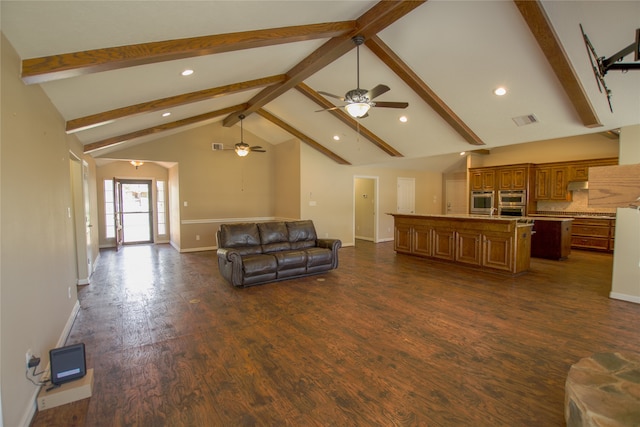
[
  {"x1": 218, "y1": 223, "x2": 263, "y2": 255},
  {"x1": 258, "y1": 222, "x2": 291, "y2": 253},
  {"x1": 286, "y1": 220, "x2": 317, "y2": 250}
]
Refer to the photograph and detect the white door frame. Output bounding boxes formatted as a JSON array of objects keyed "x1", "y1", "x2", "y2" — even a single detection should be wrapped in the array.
[
  {"x1": 353, "y1": 175, "x2": 379, "y2": 243},
  {"x1": 69, "y1": 153, "x2": 90, "y2": 285}
]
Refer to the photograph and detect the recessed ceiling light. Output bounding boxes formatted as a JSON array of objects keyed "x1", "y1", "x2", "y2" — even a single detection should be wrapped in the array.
[
  {"x1": 333, "y1": 135, "x2": 340, "y2": 141},
  {"x1": 162, "y1": 112, "x2": 171, "y2": 117},
  {"x1": 494, "y1": 87, "x2": 507, "y2": 96},
  {"x1": 460, "y1": 151, "x2": 466, "y2": 156},
  {"x1": 181, "y1": 69, "x2": 194, "y2": 76},
  {"x1": 399, "y1": 116, "x2": 408, "y2": 123}
]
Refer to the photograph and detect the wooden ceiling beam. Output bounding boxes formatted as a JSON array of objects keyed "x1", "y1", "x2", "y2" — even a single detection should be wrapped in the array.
[
  {"x1": 83, "y1": 104, "x2": 247, "y2": 154},
  {"x1": 256, "y1": 109, "x2": 351, "y2": 165},
  {"x1": 295, "y1": 83, "x2": 403, "y2": 157},
  {"x1": 365, "y1": 35, "x2": 485, "y2": 146},
  {"x1": 514, "y1": 0, "x2": 602, "y2": 128},
  {"x1": 21, "y1": 22, "x2": 356, "y2": 84},
  {"x1": 67, "y1": 75, "x2": 286, "y2": 134},
  {"x1": 223, "y1": 0, "x2": 427, "y2": 128}
]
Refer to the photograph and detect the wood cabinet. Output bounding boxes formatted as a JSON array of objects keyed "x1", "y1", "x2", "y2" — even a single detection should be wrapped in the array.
[
  {"x1": 497, "y1": 166, "x2": 529, "y2": 191},
  {"x1": 533, "y1": 158, "x2": 618, "y2": 202},
  {"x1": 530, "y1": 218, "x2": 573, "y2": 260},
  {"x1": 534, "y1": 165, "x2": 570, "y2": 201},
  {"x1": 390, "y1": 214, "x2": 532, "y2": 275},
  {"x1": 470, "y1": 169, "x2": 495, "y2": 191},
  {"x1": 571, "y1": 217, "x2": 614, "y2": 252}
]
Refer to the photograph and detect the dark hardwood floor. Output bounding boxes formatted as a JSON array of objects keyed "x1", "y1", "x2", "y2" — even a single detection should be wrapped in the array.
[{"x1": 31, "y1": 241, "x2": 640, "y2": 426}]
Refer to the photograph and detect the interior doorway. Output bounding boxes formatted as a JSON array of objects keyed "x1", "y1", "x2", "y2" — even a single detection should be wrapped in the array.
[
  {"x1": 116, "y1": 179, "x2": 153, "y2": 244},
  {"x1": 354, "y1": 176, "x2": 378, "y2": 243}
]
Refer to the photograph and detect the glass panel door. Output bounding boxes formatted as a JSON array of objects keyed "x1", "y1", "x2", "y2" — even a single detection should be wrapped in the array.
[{"x1": 119, "y1": 180, "x2": 153, "y2": 244}]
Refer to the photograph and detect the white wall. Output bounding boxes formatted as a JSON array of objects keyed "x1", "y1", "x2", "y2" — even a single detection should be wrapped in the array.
[{"x1": 610, "y1": 125, "x2": 640, "y2": 303}]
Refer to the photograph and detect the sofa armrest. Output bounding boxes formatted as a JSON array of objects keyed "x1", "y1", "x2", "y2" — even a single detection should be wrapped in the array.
[
  {"x1": 316, "y1": 238, "x2": 341, "y2": 269},
  {"x1": 216, "y1": 248, "x2": 244, "y2": 287},
  {"x1": 217, "y1": 248, "x2": 243, "y2": 263},
  {"x1": 317, "y1": 238, "x2": 341, "y2": 251}
]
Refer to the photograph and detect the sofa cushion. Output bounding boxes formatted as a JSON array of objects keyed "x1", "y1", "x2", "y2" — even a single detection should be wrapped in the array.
[
  {"x1": 274, "y1": 250, "x2": 307, "y2": 270},
  {"x1": 286, "y1": 220, "x2": 317, "y2": 250},
  {"x1": 242, "y1": 254, "x2": 277, "y2": 277},
  {"x1": 218, "y1": 223, "x2": 263, "y2": 256},
  {"x1": 258, "y1": 222, "x2": 291, "y2": 253},
  {"x1": 305, "y1": 247, "x2": 332, "y2": 267}
]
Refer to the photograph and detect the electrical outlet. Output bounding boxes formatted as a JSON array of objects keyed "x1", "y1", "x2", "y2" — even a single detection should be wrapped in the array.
[
  {"x1": 196, "y1": 234, "x2": 200, "y2": 241},
  {"x1": 25, "y1": 349, "x2": 32, "y2": 368}
]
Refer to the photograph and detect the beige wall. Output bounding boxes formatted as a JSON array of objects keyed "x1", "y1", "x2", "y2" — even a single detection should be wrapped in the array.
[
  {"x1": 468, "y1": 133, "x2": 619, "y2": 168},
  {"x1": 102, "y1": 121, "x2": 276, "y2": 251},
  {"x1": 1, "y1": 34, "x2": 99, "y2": 427},
  {"x1": 95, "y1": 161, "x2": 170, "y2": 248},
  {"x1": 299, "y1": 144, "x2": 443, "y2": 246},
  {"x1": 273, "y1": 139, "x2": 301, "y2": 220}
]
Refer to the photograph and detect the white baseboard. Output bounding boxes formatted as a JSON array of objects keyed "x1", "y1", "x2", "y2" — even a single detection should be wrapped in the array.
[
  {"x1": 180, "y1": 245, "x2": 217, "y2": 253},
  {"x1": 19, "y1": 300, "x2": 81, "y2": 427},
  {"x1": 610, "y1": 292, "x2": 640, "y2": 304}
]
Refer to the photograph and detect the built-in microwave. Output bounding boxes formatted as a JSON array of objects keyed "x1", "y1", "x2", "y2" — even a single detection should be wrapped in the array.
[
  {"x1": 498, "y1": 205, "x2": 526, "y2": 217},
  {"x1": 498, "y1": 190, "x2": 526, "y2": 206},
  {"x1": 470, "y1": 191, "x2": 495, "y2": 215}
]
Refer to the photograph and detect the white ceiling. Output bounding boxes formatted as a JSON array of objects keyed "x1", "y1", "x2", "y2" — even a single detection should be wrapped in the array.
[{"x1": 2, "y1": 1, "x2": 639, "y2": 171}]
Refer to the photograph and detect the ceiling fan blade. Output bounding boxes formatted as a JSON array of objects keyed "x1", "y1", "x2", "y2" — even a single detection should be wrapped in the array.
[
  {"x1": 250, "y1": 146, "x2": 263, "y2": 150},
  {"x1": 367, "y1": 84, "x2": 390, "y2": 100},
  {"x1": 374, "y1": 101, "x2": 409, "y2": 109},
  {"x1": 252, "y1": 149, "x2": 266, "y2": 153},
  {"x1": 318, "y1": 91, "x2": 345, "y2": 101}
]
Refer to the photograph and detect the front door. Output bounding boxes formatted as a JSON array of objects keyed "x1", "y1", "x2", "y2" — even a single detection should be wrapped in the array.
[{"x1": 119, "y1": 180, "x2": 153, "y2": 244}]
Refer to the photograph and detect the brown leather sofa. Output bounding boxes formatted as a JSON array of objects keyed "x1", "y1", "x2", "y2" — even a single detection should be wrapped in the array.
[{"x1": 216, "y1": 220, "x2": 341, "y2": 287}]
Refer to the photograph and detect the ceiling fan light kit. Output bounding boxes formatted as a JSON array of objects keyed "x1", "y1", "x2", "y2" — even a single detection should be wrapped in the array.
[
  {"x1": 345, "y1": 102, "x2": 371, "y2": 118},
  {"x1": 235, "y1": 142, "x2": 250, "y2": 157}
]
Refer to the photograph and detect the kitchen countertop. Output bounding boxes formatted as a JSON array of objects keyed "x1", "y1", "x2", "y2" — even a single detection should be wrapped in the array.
[{"x1": 529, "y1": 213, "x2": 616, "y2": 220}]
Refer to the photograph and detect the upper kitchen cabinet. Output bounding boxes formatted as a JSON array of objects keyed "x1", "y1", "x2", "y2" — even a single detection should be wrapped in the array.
[
  {"x1": 497, "y1": 165, "x2": 531, "y2": 191},
  {"x1": 569, "y1": 158, "x2": 618, "y2": 182},
  {"x1": 470, "y1": 168, "x2": 495, "y2": 191},
  {"x1": 535, "y1": 165, "x2": 570, "y2": 201},
  {"x1": 534, "y1": 158, "x2": 618, "y2": 201}
]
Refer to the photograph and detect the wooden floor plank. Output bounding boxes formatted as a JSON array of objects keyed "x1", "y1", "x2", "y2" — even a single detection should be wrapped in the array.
[{"x1": 31, "y1": 241, "x2": 640, "y2": 426}]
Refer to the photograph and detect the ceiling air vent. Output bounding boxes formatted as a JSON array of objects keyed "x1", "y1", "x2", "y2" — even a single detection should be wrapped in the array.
[
  {"x1": 212, "y1": 143, "x2": 224, "y2": 151},
  {"x1": 512, "y1": 114, "x2": 539, "y2": 127}
]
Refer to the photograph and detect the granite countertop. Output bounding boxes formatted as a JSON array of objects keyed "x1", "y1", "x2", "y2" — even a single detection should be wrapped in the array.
[{"x1": 530, "y1": 212, "x2": 616, "y2": 220}]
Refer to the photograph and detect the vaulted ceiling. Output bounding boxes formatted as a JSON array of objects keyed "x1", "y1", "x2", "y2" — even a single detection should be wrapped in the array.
[{"x1": 2, "y1": 1, "x2": 639, "y2": 171}]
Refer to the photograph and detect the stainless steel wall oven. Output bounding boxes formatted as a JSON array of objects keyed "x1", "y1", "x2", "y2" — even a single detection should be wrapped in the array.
[
  {"x1": 498, "y1": 190, "x2": 526, "y2": 216},
  {"x1": 470, "y1": 191, "x2": 495, "y2": 215}
]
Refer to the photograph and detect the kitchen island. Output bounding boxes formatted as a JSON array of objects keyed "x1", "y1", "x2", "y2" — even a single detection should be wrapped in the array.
[{"x1": 389, "y1": 213, "x2": 533, "y2": 275}]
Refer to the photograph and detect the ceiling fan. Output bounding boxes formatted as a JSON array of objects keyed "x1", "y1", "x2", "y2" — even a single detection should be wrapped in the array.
[
  {"x1": 212, "y1": 114, "x2": 266, "y2": 156},
  {"x1": 317, "y1": 35, "x2": 409, "y2": 118}
]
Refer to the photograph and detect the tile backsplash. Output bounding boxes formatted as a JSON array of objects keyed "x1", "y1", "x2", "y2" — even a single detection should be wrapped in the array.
[{"x1": 536, "y1": 190, "x2": 616, "y2": 215}]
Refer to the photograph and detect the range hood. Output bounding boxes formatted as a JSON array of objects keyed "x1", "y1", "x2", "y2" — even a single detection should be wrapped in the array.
[{"x1": 567, "y1": 181, "x2": 589, "y2": 191}]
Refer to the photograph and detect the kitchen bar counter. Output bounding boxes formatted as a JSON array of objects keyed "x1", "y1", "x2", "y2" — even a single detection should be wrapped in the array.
[
  {"x1": 389, "y1": 213, "x2": 533, "y2": 275},
  {"x1": 530, "y1": 217, "x2": 573, "y2": 260}
]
